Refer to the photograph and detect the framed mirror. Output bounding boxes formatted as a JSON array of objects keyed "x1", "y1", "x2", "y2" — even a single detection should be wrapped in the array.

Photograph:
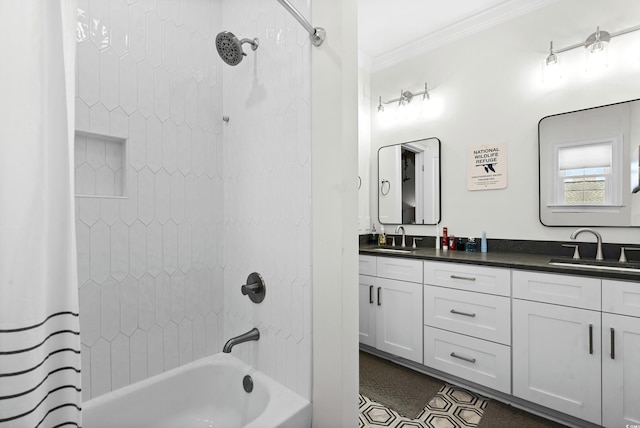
[
  {"x1": 378, "y1": 137, "x2": 440, "y2": 225},
  {"x1": 539, "y1": 98, "x2": 640, "y2": 227}
]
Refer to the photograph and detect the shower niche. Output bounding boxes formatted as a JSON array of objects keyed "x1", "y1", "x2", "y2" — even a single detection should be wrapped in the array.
[{"x1": 75, "y1": 131, "x2": 126, "y2": 198}]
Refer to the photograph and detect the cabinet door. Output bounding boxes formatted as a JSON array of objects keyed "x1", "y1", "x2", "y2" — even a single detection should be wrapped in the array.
[
  {"x1": 359, "y1": 275, "x2": 376, "y2": 347},
  {"x1": 512, "y1": 299, "x2": 601, "y2": 424},
  {"x1": 375, "y1": 278, "x2": 423, "y2": 363},
  {"x1": 602, "y1": 313, "x2": 640, "y2": 428}
]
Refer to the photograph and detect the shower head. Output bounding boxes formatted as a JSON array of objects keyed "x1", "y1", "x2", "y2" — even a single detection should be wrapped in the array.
[{"x1": 215, "y1": 31, "x2": 259, "y2": 66}]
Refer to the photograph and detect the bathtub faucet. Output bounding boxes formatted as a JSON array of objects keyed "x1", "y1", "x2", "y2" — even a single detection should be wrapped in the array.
[{"x1": 223, "y1": 328, "x2": 260, "y2": 353}]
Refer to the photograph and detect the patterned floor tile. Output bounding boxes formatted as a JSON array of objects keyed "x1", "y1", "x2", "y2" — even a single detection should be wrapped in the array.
[{"x1": 359, "y1": 383, "x2": 487, "y2": 428}]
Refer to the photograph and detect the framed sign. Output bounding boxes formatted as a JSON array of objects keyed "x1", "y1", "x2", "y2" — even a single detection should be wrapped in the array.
[{"x1": 467, "y1": 143, "x2": 507, "y2": 190}]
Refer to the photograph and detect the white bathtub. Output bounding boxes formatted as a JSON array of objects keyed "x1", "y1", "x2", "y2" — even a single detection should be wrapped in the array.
[{"x1": 82, "y1": 353, "x2": 311, "y2": 428}]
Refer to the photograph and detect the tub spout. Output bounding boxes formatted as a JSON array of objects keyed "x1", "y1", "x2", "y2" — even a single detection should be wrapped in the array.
[{"x1": 223, "y1": 328, "x2": 260, "y2": 353}]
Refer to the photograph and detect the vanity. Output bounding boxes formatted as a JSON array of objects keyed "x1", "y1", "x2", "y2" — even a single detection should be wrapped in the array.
[{"x1": 358, "y1": 246, "x2": 640, "y2": 428}]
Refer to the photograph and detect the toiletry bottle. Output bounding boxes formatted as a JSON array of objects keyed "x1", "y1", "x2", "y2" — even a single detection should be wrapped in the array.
[
  {"x1": 449, "y1": 236, "x2": 456, "y2": 251},
  {"x1": 466, "y1": 237, "x2": 477, "y2": 252},
  {"x1": 435, "y1": 225, "x2": 440, "y2": 249},
  {"x1": 378, "y1": 225, "x2": 386, "y2": 246},
  {"x1": 442, "y1": 227, "x2": 448, "y2": 251},
  {"x1": 456, "y1": 237, "x2": 465, "y2": 251},
  {"x1": 370, "y1": 224, "x2": 377, "y2": 244},
  {"x1": 481, "y1": 231, "x2": 487, "y2": 253}
]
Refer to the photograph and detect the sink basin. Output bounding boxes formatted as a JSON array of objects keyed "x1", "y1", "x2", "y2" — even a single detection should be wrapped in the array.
[
  {"x1": 366, "y1": 247, "x2": 414, "y2": 254},
  {"x1": 548, "y1": 258, "x2": 640, "y2": 273}
]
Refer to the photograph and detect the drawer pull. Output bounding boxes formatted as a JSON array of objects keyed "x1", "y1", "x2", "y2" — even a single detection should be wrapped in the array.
[
  {"x1": 610, "y1": 327, "x2": 615, "y2": 360},
  {"x1": 450, "y1": 309, "x2": 476, "y2": 318},
  {"x1": 377, "y1": 287, "x2": 382, "y2": 306},
  {"x1": 450, "y1": 275, "x2": 476, "y2": 281},
  {"x1": 369, "y1": 285, "x2": 373, "y2": 304},
  {"x1": 588, "y1": 324, "x2": 593, "y2": 355},
  {"x1": 450, "y1": 352, "x2": 476, "y2": 364}
]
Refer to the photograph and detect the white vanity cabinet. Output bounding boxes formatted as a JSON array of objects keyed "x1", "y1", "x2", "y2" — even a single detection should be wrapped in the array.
[
  {"x1": 423, "y1": 262, "x2": 512, "y2": 394},
  {"x1": 512, "y1": 270, "x2": 602, "y2": 425},
  {"x1": 601, "y1": 279, "x2": 640, "y2": 428},
  {"x1": 358, "y1": 256, "x2": 423, "y2": 363}
]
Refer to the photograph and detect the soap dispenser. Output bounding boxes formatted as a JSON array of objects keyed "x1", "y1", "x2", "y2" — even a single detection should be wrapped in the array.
[{"x1": 378, "y1": 225, "x2": 386, "y2": 246}]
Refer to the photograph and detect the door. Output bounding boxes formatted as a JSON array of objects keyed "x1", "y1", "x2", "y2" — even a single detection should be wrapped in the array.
[
  {"x1": 375, "y1": 277, "x2": 422, "y2": 363},
  {"x1": 602, "y1": 313, "x2": 640, "y2": 428},
  {"x1": 358, "y1": 275, "x2": 376, "y2": 347},
  {"x1": 512, "y1": 299, "x2": 601, "y2": 424}
]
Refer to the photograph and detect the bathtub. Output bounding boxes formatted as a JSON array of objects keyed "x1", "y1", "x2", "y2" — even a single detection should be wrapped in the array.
[{"x1": 82, "y1": 353, "x2": 311, "y2": 428}]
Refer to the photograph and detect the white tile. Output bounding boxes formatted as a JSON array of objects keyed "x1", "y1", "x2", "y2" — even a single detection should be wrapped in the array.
[
  {"x1": 99, "y1": 48, "x2": 120, "y2": 111},
  {"x1": 146, "y1": 116, "x2": 163, "y2": 173},
  {"x1": 155, "y1": 271, "x2": 171, "y2": 326},
  {"x1": 78, "y1": 40, "x2": 100, "y2": 106},
  {"x1": 197, "y1": 80, "x2": 211, "y2": 131},
  {"x1": 137, "y1": 167, "x2": 155, "y2": 225},
  {"x1": 76, "y1": 221, "x2": 91, "y2": 286},
  {"x1": 163, "y1": 321, "x2": 180, "y2": 370},
  {"x1": 85, "y1": 136, "x2": 106, "y2": 169},
  {"x1": 176, "y1": 26, "x2": 191, "y2": 78},
  {"x1": 178, "y1": 221, "x2": 191, "y2": 272},
  {"x1": 77, "y1": 0, "x2": 90, "y2": 43},
  {"x1": 184, "y1": 76, "x2": 197, "y2": 127},
  {"x1": 197, "y1": 268, "x2": 212, "y2": 316},
  {"x1": 120, "y1": 167, "x2": 139, "y2": 225},
  {"x1": 154, "y1": 169, "x2": 171, "y2": 224},
  {"x1": 286, "y1": 335, "x2": 299, "y2": 393},
  {"x1": 75, "y1": 163, "x2": 96, "y2": 196},
  {"x1": 100, "y1": 278, "x2": 120, "y2": 341},
  {"x1": 162, "y1": 21, "x2": 177, "y2": 74},
  {"x1": 163, "y1": 220, "x2": 178, "y2": 274},
  {"x1": 156, "y1": 0, "x2": 170, "y2": 19},
  {"x1": 130, "y1": 329, "x2": 148, "y2": 383},
  {"x1": 105, "y1": 139, "x2": 124, "y2": 171},
  {"x1": 137, "y1": 60, "x2": 154, "y2": 118},
  {"x1": 76, "y1": 98, "x2": 91, "y2": 133},
  {"x1": 90, "y1": 221, "x2": 111, "y2": 284},
  {"x1": 170, "y1": 270, "x2": 185, "y2": 322},
  {"x1": 191, "y1": 32, "x2": 204, "y2": 83},
  {"x1": 90, "y1": 103, "x2": 110, "y2": 136},
  {"x1": 96, "y1": 165, "x2": 116, "y2": 196},
  {"x1": 191, "y1": 222, "x2": 204, "y2": 269},
  {"x1": 154, "y1": 67, "x2": 171, "y2": 122},
  {"x1": 296, "y1": 338, "x2": 312, "y2": 400},
  {"x1": 169, "y1": 0, "x2": 184, "y2": 26},
  {"x1": 109, "y1": 0, "x2": 129, "y2": 56},
  {"x1": 192, "y1": 314, "x2": 206, "y2": 359},
  {"x1": 170, "y1": 172, "x2": 185, "y2": 223},
  {"x1": 191, "y1": 127, "x2": 204, "y2": 177},
  {"x1": 119, "y1": 54, "x2": 138, "y2": 115},
  {"x1": 110, "y1": 220, "x2": 129, "y2": 281},
  {"x1": 138, "y1": 273, "x2": 155, "y2": 330},
  {"x1": 176, "y1": 123, "x2": 191, "y2": 174},
  {"x1": 128, "y1": 3, "x2": 147, "y2": 62},
  {"x1": 129, "y1": 220, "x2": 147, "y2": 279},
  {"x1": 184, "y1": 267, "x2": 198, "y2": 319},
  {"x1": 128, "y1": 112, "x2": 146, "y2": 171},
  {"x1": 79, "y1": 281, "x2": 101, "y2": 346},
  {"x1": 110, "y1": 333, "x2": 130, "y2": 391},
  {"x1": 205, "y1": 312, "x2": 219, "y2": 354},
  {"x1": 211, "y1": 264, "x2": 223, "y2": 314},
  {"x1": 90, "y1": 338, "x2": 112, "y2": 397},
  {"x1": 77, "y1": 197, "x2": 101, "y2": 226},
  {"x1": 146, "y1": 11, "x2": 162, "y2": 68},
  {"x1": 147, "y1": 324, "x2": 164, "y2": 377},
  {"x1": 162, "y1": 120, "x2": 178, "y2": 174},
  {"x1": 119, "y1": 275, "x2": 138, "y2": 336},
  {"x1": 184, "y1": 173, "x2": 197, "y2": 222},
  {"x1": 81, "y1": 343, "x2": 92, "y2": 399},
  {"x1": 170, "y1": 73, "x2": 185, "y2": 125},
  {"x1": 109, "y1": 108, "x2": 129, "y2": 139},
  {"x1": 88, "y1": 0, "x2": 109, "y2": 49},
  {"x1": 147, "y1": 220, "x2": 163, "y2": 276},
  {"x1": 178, "y1": 319, "x2": 193, "y2": 364}
]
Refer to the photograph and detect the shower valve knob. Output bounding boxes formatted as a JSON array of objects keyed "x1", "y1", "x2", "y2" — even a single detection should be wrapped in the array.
[{"x1": 241, "y1": 272, "x2": 266, "y2": 304}]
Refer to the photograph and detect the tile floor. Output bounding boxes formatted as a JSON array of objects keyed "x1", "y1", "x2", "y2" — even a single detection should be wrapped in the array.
[{"x1": 359, "y1": 384, "x2": 487, "y2": 428}]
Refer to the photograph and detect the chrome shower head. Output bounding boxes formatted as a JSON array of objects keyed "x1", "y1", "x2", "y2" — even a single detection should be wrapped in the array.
[{"x1": 215, "y1": 31, "x2": 259, "y2": 66}]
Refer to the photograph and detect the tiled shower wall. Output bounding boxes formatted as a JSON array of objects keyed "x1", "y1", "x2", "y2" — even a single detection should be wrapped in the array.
[
  {"x1": 221, "y1": 0, "x2": 312, "y2": 400},
  {"x1": 75, "y1": 0, "x2": 224, "y2": 399}
]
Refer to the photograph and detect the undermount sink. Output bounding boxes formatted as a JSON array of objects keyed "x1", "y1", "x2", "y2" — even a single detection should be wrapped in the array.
[
  {"x1": 366, "y1": 247, "x2": 414, "y2": 254},
  {"x1": 548, "y1": 258, "x2": 640, "y2": 273}
]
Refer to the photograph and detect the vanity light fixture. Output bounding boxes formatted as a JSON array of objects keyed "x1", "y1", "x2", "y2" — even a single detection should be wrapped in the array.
[
  {"x1": 378, "y1": 82, "x2": 437, "y2": 123},
  {"x1": 379, "y1": 82, "x2": 430, "y2": 111},
  {"x1": 543, "y1": 24, "x2": 640, "y2": 80}
]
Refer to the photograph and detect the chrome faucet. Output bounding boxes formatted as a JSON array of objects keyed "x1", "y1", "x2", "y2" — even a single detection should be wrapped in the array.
[
  {"x1": 395, "y1": 226, "x2": 406, "y2": 247},
  {"x1": 570, "y1": 228, "x2": 604, "y2": 261},
  {"x1": 223, "y1": 328, "x2": 260, "y2": 353}
]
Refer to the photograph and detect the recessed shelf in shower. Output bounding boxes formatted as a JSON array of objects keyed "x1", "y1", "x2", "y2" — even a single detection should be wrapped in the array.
[{"x1": 74, "y1": 131, "x2": 126, "y2": 198}]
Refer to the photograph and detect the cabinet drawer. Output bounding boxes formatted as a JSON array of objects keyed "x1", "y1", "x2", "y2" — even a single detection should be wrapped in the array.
[
  {"x1": 377, "y1": 257, "x2": 423, "y2": 283},
  {"x1": 423, "y1": 261, "x2": 510, "y2": 296},
  {"x1": 512, "y1": 270, "x2": 600, "y2": 310},
  {"x1": 602, "y1": 279, "x2": 640, "y2": 317},
  {"x1": 423, "y1": 326, "x2": 511, "y2": 394},
  {"x1": 359, "y1": 255, "x2": 377, "y2": 276},
  {"x1": 424, "y1": 286, "x2": 511, "y2": 345}
]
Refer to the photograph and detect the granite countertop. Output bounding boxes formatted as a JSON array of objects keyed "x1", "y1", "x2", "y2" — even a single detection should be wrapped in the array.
[{"x1": 359, "y1": 244, "x2": 640, "y2": 282}]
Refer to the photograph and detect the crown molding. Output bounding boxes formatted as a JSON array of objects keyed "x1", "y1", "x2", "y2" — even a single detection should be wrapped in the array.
[{"x1": 370, "y1": 0, "x2": 559, "y2": 73}]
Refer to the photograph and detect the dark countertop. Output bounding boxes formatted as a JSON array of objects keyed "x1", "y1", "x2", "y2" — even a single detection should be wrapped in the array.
[{"x1": 359, "y1": 245, "x2": 640, "y2": 282}]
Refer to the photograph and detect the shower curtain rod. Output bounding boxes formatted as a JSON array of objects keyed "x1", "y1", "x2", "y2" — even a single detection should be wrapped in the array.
[{"x1": 276, "y1": 0, "x2": 325, "y2": 47}]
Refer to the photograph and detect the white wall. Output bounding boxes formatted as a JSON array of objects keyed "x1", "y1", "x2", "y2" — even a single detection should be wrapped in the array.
[
  {"x1": 368, "y1": 0, "x2": 640, "y2": 244},
  {"x1": 221, "y1": 0, "x2": 313, "y2": 400},
  {"x1": 75, "y1": 0, "x2": 224, "y2": 399}
]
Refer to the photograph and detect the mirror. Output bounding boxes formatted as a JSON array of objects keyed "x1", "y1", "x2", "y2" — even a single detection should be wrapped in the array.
[
  {"x1": 378, "y1": 137, "x2": 440, "y2": 225},
  {"x1": 539, "y1": 98, "x2": 640, "y2": 227}
]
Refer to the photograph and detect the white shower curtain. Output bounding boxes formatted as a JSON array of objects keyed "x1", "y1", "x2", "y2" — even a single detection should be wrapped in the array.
[{"x1": 0, "y1": 0, "x2": 81, "y2": 427}]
